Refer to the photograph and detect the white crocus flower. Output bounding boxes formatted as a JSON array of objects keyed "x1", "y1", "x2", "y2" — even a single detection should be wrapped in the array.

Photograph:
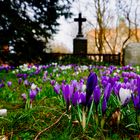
[
  {"x1": 81, "y1": 84, "x2": 86, "y2": 92},
  {"x1": 12, "y1": 70, "x2": 15, "y2": 74},
  {"x1": 80, "y1": 65, "x2": 88, "y2": 71},
  {"x1": 22, "y1": 64, "x2": 29, "y2": 72},
  {"x1": 116, "y1": 69, "x2": 120, "y2": 73},
  {"x1": 113, "y1": 72, "x2": 118, "y2": 76},
  {"x1": 119, "y1": 87, "x2": 132, "y2": 105},
  {"x1": 31, "y1": 83, "x2": 37, "y2": 90},
  {"x1": 19, "y1": 65, "x2": 23, "y2": 69},
  {"x1": 12, "y1": 69, "x2": 19, "y2": 74},
  {"x1": 32, "y1": 65, "x2": 37, "y2": 69},
  {"x1": 16, "y1": 69, "x2": 19, "y2": 73},
  {"x1": 0, "y1": 109, "x2": 7, "y2": 117}
]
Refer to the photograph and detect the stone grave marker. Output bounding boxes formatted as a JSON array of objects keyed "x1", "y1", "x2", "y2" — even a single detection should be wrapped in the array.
[
  {"x1": 73, "y1": 13, "x2": 87, "y2": 54},
  {"x1": 124, "y1": 42, "x2": 140, "y2": 65}
]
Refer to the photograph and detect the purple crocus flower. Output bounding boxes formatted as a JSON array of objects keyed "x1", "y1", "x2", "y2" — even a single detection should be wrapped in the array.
[
  {"x1": 102, "y1": 98, "x2": 107, "y2": 115},
  {"x1": 54, "y1": 83, "x2": 61, "y2": 94},
  {"x1": 137, "y1": 76, "x2": 140, "y2": 99},
  {"x1": 131, "y1": 94, "x2": 140, "y2": 109},
  {"x1": 62, "y1": 84, "x2": 74, "y2": 110},
  {"x1": 124, "y1": 77, "x2": 129, "y2": 83},
  {"x1": 131, "y1": 76, "x2": 140, "y2": 109},
  {"x1": 18, "y1": 78, "x2": 22, "y2": 84},
  {"x1": 7, "y1": 81, "x2": 12, "y2": 87},
  {"x1": 0, "y1": 83, "x2": 5, "y2": 88},
  {"x1": 43, "y1": 71, "x2": 48, "y2": 82},
  {"x1": 101, "y1": 76, "x2": 109, "y2": 87},
  {"x1": 86, "y1": 72, "x2": 98, "y2": 105},
  {"x1": 23, "y1": 74, "x2": 28, "y2": 79},
  {"x1": 71, "y1": 80, "x2": 78, "y2": 89},
  {"x1": 21, "y1": 93, "x2": 27, "y2": 102},
  {"x1": 76, "y1": 81, "x2": 86, "y2": 92},
  {"x1": 101, "y1": 83, "x2": 112, "y2": 115},
  {"x1": 79, "y1": 92, "x2": 86, "y2": 105},
  {"x1": 93, "y1": 85, "x2": 101, "y2": 109},
  {"x1": 35, "y1": 69, "x2": 40, "y2": 75},
  {"x1": 130, "y1": 79, "x2": 137, "y2": 93},
  {"x1": 109, "y1": 77, "x2": 119, "y2": 87},
  {"x1": 50, "y1": 80, "x2": 56, "y2": 86},
  {"x1": 29, "y1": 89, "x2": 37, "y2": 102},
  {"x1": 72, "y1": 91, "x2": 79, "y2": 106},
  {"x1": 113, "y1": 82, "x2": 121, "y2": 96},
  {"x1": 104, "y1": 83, "x2": 112, "y2": 102},
  {"x1": 24, "y1": 80, "x2": 29, "y2": 86}
]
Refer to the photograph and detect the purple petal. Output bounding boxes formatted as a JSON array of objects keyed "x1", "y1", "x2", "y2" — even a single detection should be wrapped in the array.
[
  {"x1": 104, "y1": 83, "x2": 112, "y2": 101},
  {"x1": 72, "y1": 91, "x2": 79, "y2": 106},
  {"x1": 54, "y1": 84, "x2": 61, "y2": 94},
  {"x1": 131, "y1": 94, "x2": 140, "y2": 109},
  {"x1": 93, "y1": 85, "x2": 101, "y2": 106},
  {"x1": 7, "y1": 81, "x2": 12, "y2": 87},
  {"x1": 86, "y1": 72, "x2": 98, "y2": 105},
  {"x1": 21, "y1": 93, "x2": 27, "y2": 101},
  {"x1": 18, "y1": 78, "x2": 22, "y2": 84},
  {"x1": 113, "y1": 82, "x2": 121, "y2": 96},
  {"x1": 0, "y1": 83, "x2": 5, "y2": 88},
  {"x1": 79, "y1": 92, "x2": 86, "y2": 105},
  {"x1": 137, "y1": 76, "x2": 140, "y2": 99},
  {"x1": 62, "y1": 84, "x2": 74, "y2": 106},
  {"x1": 102, "y1": 98, "x2": 107, "y2": 115},
  {"x1": 29, "y1": 89, "x2": 37, "y2": 101}
]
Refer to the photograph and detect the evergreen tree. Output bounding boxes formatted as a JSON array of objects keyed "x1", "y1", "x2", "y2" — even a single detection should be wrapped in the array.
[{"x1": 0, "y1": 0, "x2": 72, "y2": 62}]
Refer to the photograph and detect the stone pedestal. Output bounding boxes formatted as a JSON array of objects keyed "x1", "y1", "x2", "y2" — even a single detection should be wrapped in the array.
[
  {"x1": 73, "y1": 37, "x2": 87, "y2": 54},
  {"x1": 124, "y1": 43, "x2": 140, "y2": 65}
]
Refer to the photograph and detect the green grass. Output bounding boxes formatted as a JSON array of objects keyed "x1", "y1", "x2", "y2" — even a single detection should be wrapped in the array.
[{"x1": 0, "y1": 63, "x2": 140, "y2": 139}]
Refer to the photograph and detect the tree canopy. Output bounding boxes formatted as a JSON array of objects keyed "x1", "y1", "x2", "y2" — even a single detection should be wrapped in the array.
[{"x1": 0, "y1": 0, "x2": 72, "y2": 62}]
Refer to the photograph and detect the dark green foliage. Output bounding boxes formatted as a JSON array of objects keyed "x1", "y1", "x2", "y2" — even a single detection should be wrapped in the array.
[{"x1": 0, "y1": 0, "x2": 72, "y2": 62}]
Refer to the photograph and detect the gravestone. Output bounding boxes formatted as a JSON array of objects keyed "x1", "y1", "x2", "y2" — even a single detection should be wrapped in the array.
[
  {"x1": 73, "y1": 13, "x2": 87, "y2": 54},
  {"x1": 124, "y1": 43, "x2": 140, "y2": 65}
]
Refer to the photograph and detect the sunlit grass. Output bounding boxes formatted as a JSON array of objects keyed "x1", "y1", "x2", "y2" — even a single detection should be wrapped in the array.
[{"x1": 0, "y1": 62, "x2": 140, "y2": 139}]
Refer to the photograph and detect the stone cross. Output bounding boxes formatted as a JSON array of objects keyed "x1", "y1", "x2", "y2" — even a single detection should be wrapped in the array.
[{"x1": 74, "y1": 13, "x2": 86, "y2": 37}]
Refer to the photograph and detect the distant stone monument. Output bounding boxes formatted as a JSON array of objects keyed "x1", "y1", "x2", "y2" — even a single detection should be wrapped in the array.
[
  {"x1": 124, "y1": 43, "x2": 140, "y2": 65},
  {"x1": 73, "y1": 13, "x2": 87, "y2": 54}
]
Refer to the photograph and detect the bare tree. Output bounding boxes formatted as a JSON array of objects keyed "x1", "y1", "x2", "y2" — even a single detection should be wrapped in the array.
[
  {"x1": 133, "y1": 3, "x2": 140, "y2": 42},
  {"x1": 94, "y1": 0, "x2": 107, "y2": 54},
  {"x1": 86, "y1": 0, "x2": 117, "y2": 54},
  {"x1": 86, "y1": 0, "x2": 140, "y2": 55}
]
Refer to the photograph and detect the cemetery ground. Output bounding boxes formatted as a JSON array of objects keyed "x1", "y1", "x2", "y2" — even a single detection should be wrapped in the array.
[{"x1": 1, "y1": 58, "x2": 140, "y2": 140}]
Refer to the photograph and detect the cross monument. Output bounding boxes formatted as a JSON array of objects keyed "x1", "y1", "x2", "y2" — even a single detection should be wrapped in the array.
[
  {"x1": 74, "y1": 13, "x2": 86, "y2": 37},
  {"x1": 73, "y1": 13, "x2": 87, "y2": 54}
]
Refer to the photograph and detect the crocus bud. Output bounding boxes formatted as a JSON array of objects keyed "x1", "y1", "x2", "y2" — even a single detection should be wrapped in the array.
[
  {"x1": 102, "y1": 98, "x2": 107, "y2": 115},
  {"x1": 86, "y1": 72, "x2": 98, "y2": 105},
  {"x1": 62, "y1": 84, "x2": 74, "y2": 110},
  {"x1": 0, "y1": 109, "x2": 7, "y2": 116},
  {"x1": 0, "y1": 83, "x2": 5, "y2": 88},
  {"x1": 21, "y1": 93, "x2": 27, "y2": 101},
  {"x1": 24, "y1": 80, "x2": 29, "y2": 86},
  {"x1": 50, "y1": 80, "x2": 55, "y2": 86},
  {"x1": 54, "y1": 83, "x2": 61, "y2": 94},
  {"x1": 29, "y1": 89, "x2": 37, "y2": 102},
  {"x1": 7, "y1": 81, "x2": 12, "y2": 87},
  {"x1": 104, "y1": 83, "x2": 112, "y2": 102},
  {"x1": 31, "y1": 83, "x2": 37, "y2": 90},
  {"x1": 93, "y1": 85, "x2": 101, "y2": 107},
  {"x1": 18, "y1": 78, "x2": 22, "y2": 84}
]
